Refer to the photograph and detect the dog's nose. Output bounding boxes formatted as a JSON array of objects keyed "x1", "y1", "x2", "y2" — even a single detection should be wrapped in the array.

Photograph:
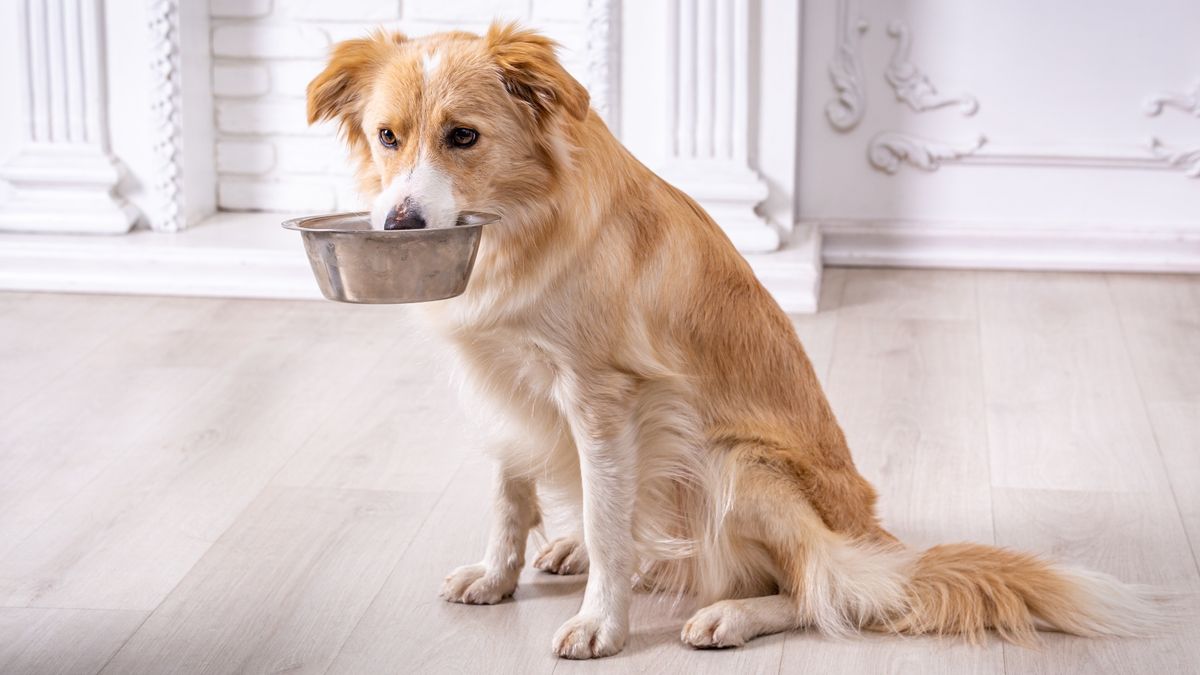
[{"x1": 383, "y1": 204, "x2": 426, "y2": 230}]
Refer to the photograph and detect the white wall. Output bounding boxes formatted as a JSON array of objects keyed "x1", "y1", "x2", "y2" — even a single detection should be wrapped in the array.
[
  {"x1": 799, "y1": 0, "x2": 1200, "y2": 270},
  {"x1": 209, "y1": 0, "x2": 590, "y2": 213}
]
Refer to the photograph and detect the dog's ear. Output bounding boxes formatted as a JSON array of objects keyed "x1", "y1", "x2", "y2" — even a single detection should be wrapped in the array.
[
  {"x1": 307, "y1": 31, "x2": 406, "y2": 129},
  {"x1": 486, "y1": 22, "x2": 590, "y2": 123}
]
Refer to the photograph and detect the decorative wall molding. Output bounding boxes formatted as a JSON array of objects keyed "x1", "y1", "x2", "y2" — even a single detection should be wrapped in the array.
[
  {"x1": 663, "y1": 0, "x2": 779, "y2": 253},
  {"x1": 825, "y1": 0, "x2": 867, "y2": 131},
  {"x1": 820, "y1": 219, "x2": 1200, "y2": 274},
  {"x1": 585, "y1": 0, "x2": 621, "y2": 135},
  {"x1": 884, "y1": 20, "x2": 978, "y2": 115},
  {"x1": 1144, "y1": 80, "x2": 1200, "y2": 118},
  {"x1": 868, "y1": 132, "x2": 987, "y2": 173},
  {"x1": 0, "y1": 0, "x2": 139, "y2": 234},
  {"x1": 867, "y1": 135, "x2": 1200, "y2": 177},
  {"x1": 148, "y1": 0, "x2": 185, "y2": 232},
  {"x1": 1149, "y1": 137, "x2": 1200, "y2": 178},
  {"x1": 1144, "y1": 80, "x2": 1200, "y2": 178},
  {"x1": 882, "y1": 138, "x2": 1199, "y2": 177}
]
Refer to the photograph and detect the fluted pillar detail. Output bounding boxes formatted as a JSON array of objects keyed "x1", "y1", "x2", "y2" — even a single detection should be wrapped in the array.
[
  {"x1": 0, "y1": 0, "x2": 138, "y2": 234},
  {"x1": 664, "y1": 0, "x2": 778, "y2": 252}
]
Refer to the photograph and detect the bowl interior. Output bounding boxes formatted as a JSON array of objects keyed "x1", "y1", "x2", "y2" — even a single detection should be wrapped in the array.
[{"x1": 282, "y1": 211, "x2": 497, "y2": 233}]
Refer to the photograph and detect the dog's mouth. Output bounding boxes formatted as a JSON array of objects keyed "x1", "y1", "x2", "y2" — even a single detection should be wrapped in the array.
[
  {"x1": 375, "y1": 203, "x2": 497, "y2": 231},
  {"x1": 383, "y1": 202, "x2": 427, "y2": 230}
]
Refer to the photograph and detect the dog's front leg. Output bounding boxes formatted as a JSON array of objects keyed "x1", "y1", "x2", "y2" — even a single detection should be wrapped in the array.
[
  {"x1": 551, "y1": 379, "x2": 636, "y2": 659},
  {"x1": 440, "y1": 463, "x2": 538, "y2": 604}
]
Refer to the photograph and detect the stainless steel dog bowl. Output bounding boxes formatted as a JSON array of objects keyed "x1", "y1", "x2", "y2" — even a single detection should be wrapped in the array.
[{"x1": 282, "y1": 211, "x2": 498, "y2": 303}]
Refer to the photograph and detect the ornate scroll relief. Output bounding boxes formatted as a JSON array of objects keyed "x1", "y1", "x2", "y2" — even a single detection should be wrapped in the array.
[
  {"x1": 825, "y1": 0, "x2": 867, "y2": 131},
  {"x1": 868, "y1": 132, "x2": 987, "y2": 174},
  {"x1": 585, "y1": 0, "x2": 621, "y2": 135},
  {"x1": 885, "y1": 20, "x2": 978, "y2": 115},
  {"x1": 1150, "y1": 138, "x2": 1200, "y2": 178},
  {"x1": 148, "y1": 0, "x2": 184, "y2": 232},
  {"x1": 1144, "y1": 81, "x2": 1200, "y2": 118},
  {"x1": 1145, "y1": 79, "x2": 1200, "y2": 177}
]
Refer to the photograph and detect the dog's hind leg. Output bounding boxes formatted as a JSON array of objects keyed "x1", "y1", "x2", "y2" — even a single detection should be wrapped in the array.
[
  {"x1": 684, "y1": 443, "x2": 909, "y2": 646},
  {"x1": 681, "y1": 595, "x2": 801, "y2": 648},
  {"x1": 440, "y1": 463, "x2": 540, "y2": 605}
]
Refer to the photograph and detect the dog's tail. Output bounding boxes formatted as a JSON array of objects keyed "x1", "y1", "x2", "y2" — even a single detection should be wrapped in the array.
[
  {"x1": 883, "y1": 542, "x2": 1163, "y2": 643},
  {"x1": 795, "y1": 534, "x2": 1165, "y2": 644}
]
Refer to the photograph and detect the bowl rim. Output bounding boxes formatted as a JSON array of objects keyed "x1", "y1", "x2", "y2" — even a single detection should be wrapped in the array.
[{"x1": 281, "y1": 210, "x2": 499, "y2": 233}]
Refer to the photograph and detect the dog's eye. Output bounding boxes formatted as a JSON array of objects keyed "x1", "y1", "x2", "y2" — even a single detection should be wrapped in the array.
[
  {"x1": 378, "y1": 128, "x2": 398, "y2": 149},
  {"x1": 448, "y1": 127, "x2": 478, "y2": 148}
]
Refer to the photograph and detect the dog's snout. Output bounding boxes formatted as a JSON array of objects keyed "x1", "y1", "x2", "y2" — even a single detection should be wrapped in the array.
[{"x1": 383, "y1": 203, "x2": 427, "y2": 230}]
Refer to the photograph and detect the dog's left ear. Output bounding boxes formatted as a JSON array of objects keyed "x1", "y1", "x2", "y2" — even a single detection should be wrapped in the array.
[{"x1": 486, "y1": 22, "x2": 590, "y2": 122}]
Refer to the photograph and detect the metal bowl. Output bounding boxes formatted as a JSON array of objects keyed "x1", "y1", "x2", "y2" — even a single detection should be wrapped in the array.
[{"x1": 282, "y1": 211, "x2": 498, "y2": 304}]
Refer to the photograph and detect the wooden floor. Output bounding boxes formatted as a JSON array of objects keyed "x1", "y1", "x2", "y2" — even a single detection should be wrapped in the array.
[{"x1": 1, "y1": 268, "x2": 1197, "y2": 675}]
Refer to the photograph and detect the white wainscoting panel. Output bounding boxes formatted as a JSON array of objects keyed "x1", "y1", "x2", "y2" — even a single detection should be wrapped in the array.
[{"x1": 799, "y1": 0, "x2": 1200, "y2": 271}]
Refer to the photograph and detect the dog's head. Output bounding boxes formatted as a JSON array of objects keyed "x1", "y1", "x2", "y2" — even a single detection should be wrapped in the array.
[{"x1": 307, "y1": 23, "x2": 590, "y2": 231}]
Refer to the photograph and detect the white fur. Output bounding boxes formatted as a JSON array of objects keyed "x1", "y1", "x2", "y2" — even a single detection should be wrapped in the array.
[
  {"x1": 1050, "y1": 566, "x2": 1167, "y2": 636},
  {"x1": 682, "y1": 595, "x2": 799, "y2": 648},
  {"x1": 422, "y1": 49, "x2": 442, "y2": 80},
  {"x1": 533, "y1": 535, "x2": 589, "y2": 574},
  {"x1": 369, "y1": 152, "x2": 458, "y2": 230}
]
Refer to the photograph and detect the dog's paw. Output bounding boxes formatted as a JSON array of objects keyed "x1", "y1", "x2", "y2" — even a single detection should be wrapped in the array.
[
  {"x1": 681, "y1": 601, "x2": 752, "y2": 648},
  {"x1": 439, "y1": 563, "x2": 517, "y2": 605},
  {"x1": 533, "y1": 536, "x2": 589, "y2": 575},
  {"x1": 552, "y1": 612, "x2": 627, "y2": 659}
]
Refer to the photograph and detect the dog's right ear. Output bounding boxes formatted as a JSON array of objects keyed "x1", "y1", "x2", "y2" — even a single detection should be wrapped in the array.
[
  {"x1": 486, "y1": 22, "x2": 590, "y2": 123},
  {"x1": 307, "y1": 31, "x2": 406, "y2": 129}
]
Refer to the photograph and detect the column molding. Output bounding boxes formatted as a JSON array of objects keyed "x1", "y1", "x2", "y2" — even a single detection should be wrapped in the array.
[
  {"x1": 0, "y1": 0, "x2": 139, "y2": 234},
  {"x1": 661, "y1": 0, "x2": 780, "y2": 253},
  {"x1": 585, "y1": 0, "x2": 621, "y2": 136},
  {"x1": 148, "y1": 0, "x2": 184, "y2": 232}
]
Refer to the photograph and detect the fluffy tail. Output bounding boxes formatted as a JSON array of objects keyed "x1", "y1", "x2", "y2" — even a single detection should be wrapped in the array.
[{"x1": 872, "y1": 542, "x2": 1163, "y2": 644}]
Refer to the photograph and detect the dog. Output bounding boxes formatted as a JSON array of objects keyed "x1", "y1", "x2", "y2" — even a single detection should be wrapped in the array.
[{"x1": 307, "y1": 22, "x2": 1160, "y2": 659}]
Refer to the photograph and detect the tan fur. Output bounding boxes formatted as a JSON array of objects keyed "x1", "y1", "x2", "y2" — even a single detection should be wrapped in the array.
[{"x1": 309, "y1": 23, "x2": 1163, "y2": 658}]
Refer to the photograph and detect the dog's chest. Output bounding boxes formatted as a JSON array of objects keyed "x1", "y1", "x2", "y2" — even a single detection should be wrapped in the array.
[
  {"x1": 484, "y1": 334, "x2": 563, "y2": 403},
  {"x1": 419, "y1": 299, "x2": 586, "y2": 423}
]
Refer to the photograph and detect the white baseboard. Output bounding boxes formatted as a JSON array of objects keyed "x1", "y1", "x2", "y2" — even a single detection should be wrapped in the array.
[
  {"x1": 0, "y1": 213, "x2": 823, "y2": 313},
  {"x1": 819, "y1": 220, "x2": 1200, "y2": 273},
  {"x1": 0, "y1": 212, "x2": 322, "y2": 299},
  {"x1": 744, "y1": 224, "x2": 821, "y2": 313}
]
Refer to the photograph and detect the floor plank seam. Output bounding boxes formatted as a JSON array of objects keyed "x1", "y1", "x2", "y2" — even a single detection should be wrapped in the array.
[
  {"x1": 320, "y1": 455, "x2": 469, "y2": 675},
  {"x1": 0, "y1": 297, "x2": 165, "y2": 426},
  {"x1": 1106, "y1": 275, "x2": 1200, "y2": 579},
  {"x1": 970, "y1": 271, "x2": 1002, "y2": 549},
  {"x1": 0, "y1": 299, "x2": 301, "y2": 566},
  {"x1": 975, "y1": 273, "x2": 1010, "y2": 675},
  {"x1": 93, "y1": 608, "x2": 155, "y2": 675},
  {"x1": 259, "y1": 330, "x2": 413, "y2": 493}
]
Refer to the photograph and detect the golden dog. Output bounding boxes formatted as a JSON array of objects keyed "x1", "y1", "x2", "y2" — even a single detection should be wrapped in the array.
[{"x1": 307, "y1": 23, "x2": 1158, "y2": 659}]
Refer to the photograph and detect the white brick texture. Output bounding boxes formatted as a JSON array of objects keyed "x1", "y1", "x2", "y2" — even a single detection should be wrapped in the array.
[
  {"x1": 217, "y1": 101, "x2": 313, "y2": 135},
  {"x1": 210, "y1": 0, "x2": 272, "y2": 19},
  {"x1": 213, "y1": 64, "x2": 270, "y2": 97},
  {"x1": 219, "y1": 179, "x2": 337, "y2": 212},
  {"x1": 280, "y1": 0, "x2": 402, "y2": 22},
  {"x1": 406, "y1": 0, "x2": 527, "y2": 22},
  {"x1": 216, "y1": 141, "x2": 275, "y2": 175},
  {"x1": 210, "y1": 0, "x2": 589, "y2": 212},
  {"x1": 212, "y1": 25, "x2": 331, "y2": 59}
]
